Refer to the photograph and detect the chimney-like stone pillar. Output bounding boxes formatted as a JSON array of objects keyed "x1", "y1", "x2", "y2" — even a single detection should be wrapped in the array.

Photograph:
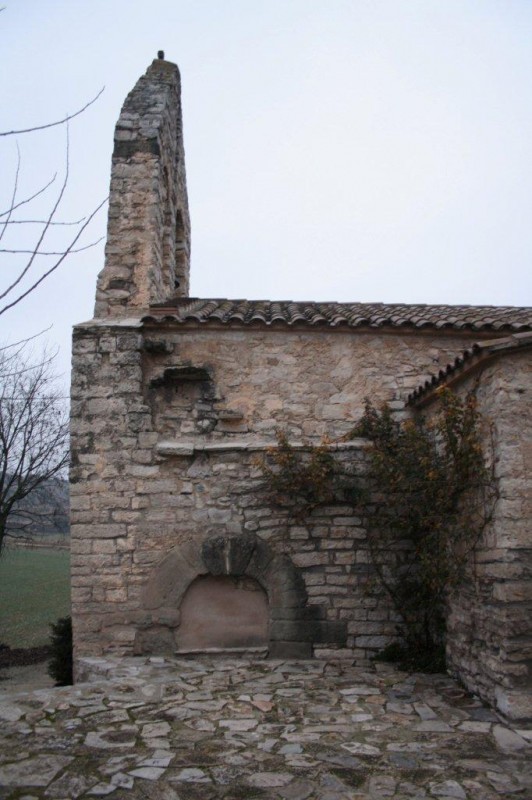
[{"x1": 95, "y1": 57, "x2": 190, "y2": 317}]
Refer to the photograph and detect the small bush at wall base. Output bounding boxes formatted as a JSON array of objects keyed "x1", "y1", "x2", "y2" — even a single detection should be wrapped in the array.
[
  {"x1": 48, "y1": 615, "x2": 73, "y2": 686},
  {"x1": 373, "y1": 641, "x2": 446, "y2": 674}
]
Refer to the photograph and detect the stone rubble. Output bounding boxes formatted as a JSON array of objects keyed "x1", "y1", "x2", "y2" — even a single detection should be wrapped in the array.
[{"x1": 0, "y1": 656, "x2": 530, "y2": 799}]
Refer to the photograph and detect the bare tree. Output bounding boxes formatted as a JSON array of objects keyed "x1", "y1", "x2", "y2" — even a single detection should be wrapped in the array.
[
  {"x1": 0, "y1": 90, "x2": 107, "y2": 316},
  {"x1": 0, "y1": 339, "x2": 69, "y2": 555}
]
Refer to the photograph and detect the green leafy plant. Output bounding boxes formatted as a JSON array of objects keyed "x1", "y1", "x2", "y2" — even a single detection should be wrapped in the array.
[
  {"x1": 350, "y1": 388, "x2": 496, "y2": 666},
  {"x1": 259, "y1": 430, "x2": 336, "y2": 519},
  {"x1": 48, "y1": 615, "x2": 73, "y2": 686},
  {"x1": 257, "y1": 391, "x2": 494, "y2": 672},
  {"x1": 373, "y1": 640, "x2": 446, "y2": 673}
]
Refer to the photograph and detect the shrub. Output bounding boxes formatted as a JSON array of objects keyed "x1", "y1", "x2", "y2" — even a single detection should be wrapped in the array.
[
  {"x1": 373, "y1": 640, "x2": 446, "y2": 673},
  {"x1": 259, "y1": 430, "x2": 337, "y2": 519},
  {"x1": 48, "y1": 615, "x2": 73, "y2": 686},
  {"x1": 351, "y1": 389, "x2": 496, "y2": 666},
  {"x1": 257, "y1": 391, "x2": 495, "y2": 673},
  {"x1": 259, "y1": 389, "x2": 497, "y2": 672}
]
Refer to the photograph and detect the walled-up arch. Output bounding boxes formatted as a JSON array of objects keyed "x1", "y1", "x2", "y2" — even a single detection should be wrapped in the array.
[
  {"x1": 135, "y1": 532, "x2": 346, "y2": 658},
  {"x1": 177, "y1": 574, "x2": 269, "y2": 651}
]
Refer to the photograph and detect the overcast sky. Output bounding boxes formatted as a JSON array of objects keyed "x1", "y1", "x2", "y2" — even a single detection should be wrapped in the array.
[{"x1": 1, "y1": 0, "x2": 532, "y2": 380}]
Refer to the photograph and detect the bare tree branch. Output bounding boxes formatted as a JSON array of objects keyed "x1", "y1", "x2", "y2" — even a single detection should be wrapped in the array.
[
  {"x1": 0, "y1": 327, "x2": 53, "y2": 353},
  {"x1": 0, "y1": 83, "x2": 106, "y2": 315},
  {"x1": 0, "y1": 142, "x2": 20, "y2": 245},
  {"x1": 0, "y1": 87, "x2": 105, "y2": 136},
  {"x1": 0, "y1": 196, "x2": 107, "y2": 316},
  {"x1": 1, "y1": 217, "x2": 87, "y2": 226},
  {"x1": 0, "y1": 236, "x2": 104, "y2": 255},
  {"x1": 0, "y1": 125, "x2": 73, "y2": 304},
  {"x1": 0, "y1": 172, "x2": 57, "y2": 219},
  {"x1": 0, "y1": 342, "x2": 69, "y2": 554}
]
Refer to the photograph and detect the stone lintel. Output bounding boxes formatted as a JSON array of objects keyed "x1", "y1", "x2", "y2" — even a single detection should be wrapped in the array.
[{"x1": 155, "y1": 439, "x2": 368, "y2": 456}]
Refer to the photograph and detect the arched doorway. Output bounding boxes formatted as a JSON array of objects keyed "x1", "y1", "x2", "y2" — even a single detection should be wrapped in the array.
[
  {"x1": 137, "y1": 533, "x2": 347, "y2": 657},
  {"x1": 176, "y1": 574, "x2": 268, "y2": 651}
]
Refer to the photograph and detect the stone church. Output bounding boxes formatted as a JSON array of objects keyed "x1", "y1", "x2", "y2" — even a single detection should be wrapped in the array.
[{"x1": 70, "y1": 56, "x2": 531, "y2": 721}]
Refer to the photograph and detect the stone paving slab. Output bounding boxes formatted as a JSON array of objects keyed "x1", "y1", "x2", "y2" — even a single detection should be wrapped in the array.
[{"x1": 0, "y1": 657, "x2": 530, "y2": 799}]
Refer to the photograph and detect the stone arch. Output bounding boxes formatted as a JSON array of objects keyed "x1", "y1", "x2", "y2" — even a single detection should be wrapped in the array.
[{"x1": 134, "y1": 532, "x2": 345, "y2": 658}]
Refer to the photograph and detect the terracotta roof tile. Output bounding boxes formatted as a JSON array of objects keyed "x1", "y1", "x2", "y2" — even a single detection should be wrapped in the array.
[
  {"x1": 142, "y1": 298, "x2": 532, "y2": 332},
  {"x1": 408, "y1": 332, "x2": 532, "y2": 406}
]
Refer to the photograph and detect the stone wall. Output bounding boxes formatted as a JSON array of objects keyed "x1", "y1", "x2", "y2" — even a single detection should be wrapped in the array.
[
  {"x1": 433, "y1": 350, "x2": 532, "y2": 722},
  {"x1": 71, "y1": 321, "x2": 487, "y2": 665},
  {"x1": 140, "y1": 324, "x2": 481, "y2": 441},
  {"x1": 94, "y1": 57, "x2": 190, "y2": 318},
  {"x1": 72, "y1": 55, "x2": 532, "y2": 721}
]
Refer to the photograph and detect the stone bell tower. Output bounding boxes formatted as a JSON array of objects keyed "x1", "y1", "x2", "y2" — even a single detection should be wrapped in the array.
[{"x1": 94, "y1": 53, "x2": 190, "y2": 317}]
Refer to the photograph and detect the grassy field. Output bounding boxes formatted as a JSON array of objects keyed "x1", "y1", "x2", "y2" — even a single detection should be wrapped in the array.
[{"x1": 0, "y1": 548, "x2": 70, "y2": 648}]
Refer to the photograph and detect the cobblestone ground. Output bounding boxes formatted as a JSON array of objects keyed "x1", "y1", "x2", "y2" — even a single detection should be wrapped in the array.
[{"x1": 0, "y1": 657, "x2": 530, "y2": 800}]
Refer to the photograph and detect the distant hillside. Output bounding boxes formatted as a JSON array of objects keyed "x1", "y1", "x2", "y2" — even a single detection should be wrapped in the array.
[{"x1": 6, "y1": 476, "x2": 69, "y2": 539}]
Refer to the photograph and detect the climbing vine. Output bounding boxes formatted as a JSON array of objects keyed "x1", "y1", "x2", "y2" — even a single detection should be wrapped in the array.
[
  {"x1": 258, "y1": 430, "x2": 336, "y2": 519},
  {"x1": 349, "y1": 388, "x2": 496, "y2": 670},
  {"x1": 258, "y1": 390, "x2": 496, "y2": 671}
]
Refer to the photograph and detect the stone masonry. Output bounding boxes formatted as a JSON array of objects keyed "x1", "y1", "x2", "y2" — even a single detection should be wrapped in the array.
[
  {"x1": 71, "y1": 56, "x2": 532, "y2": 722},
  {"x1": 413, "y1": 336, "x2": 532, "y2": 722},
  {"x1": 1, "y1": 657, "x2": 531, "y2": 799},
  {"x1": 95, "y1": 57, "x2": 190, "y2": 317}
]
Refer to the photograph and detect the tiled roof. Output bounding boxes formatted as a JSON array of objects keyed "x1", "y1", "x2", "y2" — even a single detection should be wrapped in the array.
[
  {"x1": 142, "y1": 298, "x2": 532, "y2": 332},
  {"x1": 408, "y1": 332, "x2": 532, "y2": 406}
]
